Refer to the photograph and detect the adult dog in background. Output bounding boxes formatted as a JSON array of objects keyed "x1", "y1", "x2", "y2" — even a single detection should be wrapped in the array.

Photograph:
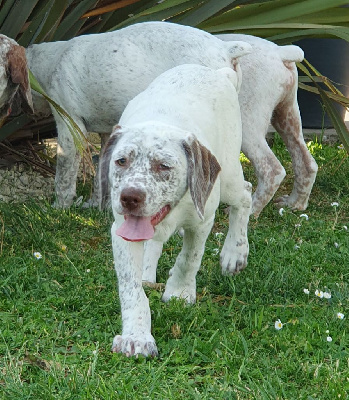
[
  {"x1": 218, "y1": 34, "x2": 318, "y2": 217},
  {"x1": 99, "y1": 63, "x2": 252, "y2": 357}
]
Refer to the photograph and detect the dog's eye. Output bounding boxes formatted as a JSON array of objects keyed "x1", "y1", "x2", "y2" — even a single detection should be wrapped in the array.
[
  {"x1": 116, "y1": 158, "x2": 127, "y2": 166},
  {"x1": 159, "y1": 163, "x2": 171, "y2": 171}
]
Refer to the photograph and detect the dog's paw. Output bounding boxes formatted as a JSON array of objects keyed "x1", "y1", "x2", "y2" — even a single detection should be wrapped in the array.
[
  {"x1": 82, "y1": 198, "x2": 99, "y2": 208},
  {"x1": 274, "y1": 194, "x2": 307, "y2": 211},
  {"x1": 112, "y1": 334, "x2": 158, "y2": 358},
  {"x1": 162, "y1": 279, "x2": 196, "y2": 304},
  {"x1": 220, "y1": 240, "x2": 248, "y2": 275}
]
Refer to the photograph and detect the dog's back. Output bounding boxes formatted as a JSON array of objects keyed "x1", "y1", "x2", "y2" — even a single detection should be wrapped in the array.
[{"x1": 26, "y1": 22, "x2": 250, "y2": 132}]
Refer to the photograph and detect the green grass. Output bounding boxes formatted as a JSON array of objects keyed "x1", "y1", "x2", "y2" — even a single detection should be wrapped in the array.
[{"x1": 0, "y1": 137, "x2": 348, "y2": 399}]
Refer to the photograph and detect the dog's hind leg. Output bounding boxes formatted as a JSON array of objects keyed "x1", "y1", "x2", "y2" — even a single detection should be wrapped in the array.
[
  {"x1": 272, "y1": 65, "x2": 318, "y2": 211},
  {"x1": 142, "y1": 240, "x2": 163, "y2": 284},
  {"x1": 243, "y1": 137, "x2": 286, "y2": 217}
]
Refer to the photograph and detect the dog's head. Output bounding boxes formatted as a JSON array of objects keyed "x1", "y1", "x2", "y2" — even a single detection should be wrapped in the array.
[
  {"x1": 99, "y1": 123, "x2": 221, "y2": 241},
  {"x1": 0, "y1": 35, "x2": 34, "y2": 121}
]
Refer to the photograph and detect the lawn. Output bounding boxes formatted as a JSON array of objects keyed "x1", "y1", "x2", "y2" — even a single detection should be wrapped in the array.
[{"x1": 0, "y1": 135, "x2": 348, "y2": 399}]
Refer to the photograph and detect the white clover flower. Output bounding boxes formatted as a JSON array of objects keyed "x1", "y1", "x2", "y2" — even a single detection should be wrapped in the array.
[
  {"x1": 300, "y1": 214, "x2": 309, "y2": 220},
  {"x1": 303, "y1": 288, "x2": 310, "y2": 295},
  {"x1": 343, "y1": 225, "x2": 348, "y2": 231},
  {"x1": 337, "y1": 312, "x2": 345, "y2": 320},
  {"x1": 33, "y1": 252, "x2": 42, "y2": 260},
  {"x1": 86, "y1": 269, "x2": 91, "y2": 273},
  {"x1": 92, "y1": 349, "x2": 97, "y2": 355},
  {"x1": 334, "y1": 242, "x2": 339, "y2": 248},
  {"x1": 331, "y1": 202, "x2": 339, "y2": 207},
  {"x1": 325, "y1": 330, "x2": 329, "y2": 334},
  {"x1": 275, "y1": 319, "x2": 283, "y2": 330},
  {"x1": 212, "y1": 248, "x2": 219, "y2": 256},
  {"x1": 326, "y1": 336, "x2": 333, "y2": 342},
  {"x1": 323, "y1": 292, "x2": 332, "y2": 299},
  {"x1": 315, "y1": 289, "x2": 324, "y2": 299},
  {"x1": 279, "y1": 208, "x2": 284, "y2": 216}
]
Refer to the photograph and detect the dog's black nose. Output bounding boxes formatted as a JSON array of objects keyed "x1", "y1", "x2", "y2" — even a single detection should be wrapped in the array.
[{"x1": 120, "y1": 187, "x2": 146, "y2": 211}]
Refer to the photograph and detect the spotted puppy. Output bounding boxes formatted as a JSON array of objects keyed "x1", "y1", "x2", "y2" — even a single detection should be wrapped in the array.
[
  {"x1": 100, "y1": 63, "x2": 252, "y2": 357},
  {"x1": 218, "y1": 34, "x2": 318, "y2": 217}
]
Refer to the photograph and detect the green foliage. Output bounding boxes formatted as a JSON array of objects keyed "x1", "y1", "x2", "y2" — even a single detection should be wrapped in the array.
[{"x1": 0, "y1": 140, "x2": 348, "y2": 399}]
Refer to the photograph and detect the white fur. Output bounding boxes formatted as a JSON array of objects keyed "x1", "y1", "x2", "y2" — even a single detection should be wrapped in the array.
[
  {"x1": 218, "y1": 34, "x2": 318, "y2": 216},
  {"x1": 102, "y1": 64, "x2": 252, "y2": 357}
]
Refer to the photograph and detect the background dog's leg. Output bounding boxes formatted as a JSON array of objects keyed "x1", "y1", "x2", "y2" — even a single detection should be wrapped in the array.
[
  {"x1": 243, "y1": 138, "x2": 286, "y2": 217},
  {"x1": 272, "y1": 84, "x2": 318, "y2": 211},
  {"x1": 84, "y1": 132, "x2": 111, "y2": 208},
  {"x1": 220, "y1": 180, "x2": 252, "y2": 275},
  {"x1": 162, "y1": 217, "x2": 214, "y2": 304},
  {"x1": 111, "y1": 225, "x2": 158, "y2": 357},
  {"x1": 142, "y1": 240, "x2": 163, "y2": 284},
  {"x1": 53, "y1": 112, "x2": 87, "y2": 208}
]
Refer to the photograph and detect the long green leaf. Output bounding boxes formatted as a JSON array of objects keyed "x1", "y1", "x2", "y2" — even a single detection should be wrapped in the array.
[
  {"x1": 52, "y1": 0, "x2": 98, "y2": 41},
  {"x1": 267, "y1": 26, "x2": 349, "y2": 42},
  {"x1": 17, "y1": 0, "x2": 56, "y2": 46},
  {"x1": 318, "y1": 87, "x2": 349, "y2": 152},
  {"x1": 0, "y1": 114, "x2": 33, "y2": 142},
  {"x1": 109, "y1": 0, "x2": 202, "y2": 30},
  {"x1": 101, "y1": 0, "x2": 160, "y2": 32},
  {"x1": 172, "y1": 0, "x2": 240, "y2": 25},
  {"x1": 199, "y1": 0, "x2": 349, "y2": 30},
  {"x1": 29, "y1": 70, "x2": 87, "y2": 158},
  {"x1": 0, "y1": 0, "x2": 39, "y2": 39},
  {"x1": 0, "y1": 0, "x2": 16, "y2": 27},
  {"x1": 34, "y1": 0, "x2": 69, "y2": 42}
]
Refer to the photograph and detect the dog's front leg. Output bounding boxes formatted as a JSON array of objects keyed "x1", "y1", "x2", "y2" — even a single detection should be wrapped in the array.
[
  {"x1": 52, "y1": 111, "x2": 87, "y2": 208},
  {"x1": 111, "y1": 223, "x2": 158, "y2": 357}
]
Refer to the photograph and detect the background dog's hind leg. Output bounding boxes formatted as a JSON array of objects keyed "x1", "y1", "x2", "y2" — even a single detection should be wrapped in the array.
[{"x1": 272, "y1": 83, "x2": 318, "y2": 211}]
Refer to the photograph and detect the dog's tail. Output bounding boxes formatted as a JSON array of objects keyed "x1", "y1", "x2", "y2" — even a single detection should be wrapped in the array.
[
  {"x1": 226, "y1": 41, "x2": 252, "y2": 60},
  {"x1": 277, "y1": 45, "x2": 304, "y2": 63}
]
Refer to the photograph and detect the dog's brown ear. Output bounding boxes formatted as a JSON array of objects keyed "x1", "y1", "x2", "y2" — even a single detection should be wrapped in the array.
[
  {"x1": 182, "y1": 136, "x2": 221, "y2": 219},
  {"x1": 7, "y1": 44, "x2": 34, "y2": 115},
  {"x1": 99, "y1": 125, "x2": 122, "y2": 209}
]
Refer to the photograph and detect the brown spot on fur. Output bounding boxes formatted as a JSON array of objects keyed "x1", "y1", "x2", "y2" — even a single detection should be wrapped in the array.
[
  {"x1": 6, "y1": 43, "x2": 34, "y2": 114},
  {"x1": 182, "y1": 137, "x2": 221, "y2": 219}
]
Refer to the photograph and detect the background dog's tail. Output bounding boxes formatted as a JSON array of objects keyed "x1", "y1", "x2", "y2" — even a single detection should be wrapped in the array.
[
  {"x1": 226, "y1": 41, "x2": 252, "y2": 60},
  {"x1": 277, "y1": 45, "x2": 304, "y2": 63}
]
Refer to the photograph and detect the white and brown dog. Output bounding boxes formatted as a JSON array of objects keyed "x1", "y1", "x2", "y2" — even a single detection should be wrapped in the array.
[
  {"x1": 99, "y1": 63, "x2": 252, "y2": 357},
  {"x1": 0, "y1": 22, "x2": 317, "y2": 216},
  {"x1": 218, "y1": 34, "x2": 318, "y2": 216}
]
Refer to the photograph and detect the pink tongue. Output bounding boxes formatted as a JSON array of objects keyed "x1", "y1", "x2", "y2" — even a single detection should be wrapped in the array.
[{"x1": 116, "y1": 215, "x2": 155, "y2": 242}]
